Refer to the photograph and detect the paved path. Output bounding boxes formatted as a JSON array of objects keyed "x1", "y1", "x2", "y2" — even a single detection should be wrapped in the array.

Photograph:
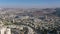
[{"x1": 6, "y1": 25, "x2": 34, "y2": 34}]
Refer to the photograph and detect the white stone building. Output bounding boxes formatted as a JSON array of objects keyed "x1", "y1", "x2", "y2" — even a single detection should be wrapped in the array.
[{"x1": 0, "y1": 27, "x2": 11, "y2": 34}]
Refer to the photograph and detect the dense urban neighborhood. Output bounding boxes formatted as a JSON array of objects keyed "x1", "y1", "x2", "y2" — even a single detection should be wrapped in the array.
[{"x1": 0, "y1": 8, "x2": 60, "y2": 34}]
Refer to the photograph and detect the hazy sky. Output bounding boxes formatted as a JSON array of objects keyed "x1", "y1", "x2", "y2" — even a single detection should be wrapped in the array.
[{"x1": 0, "y1": 0, "x2": 60, "y2": 8}]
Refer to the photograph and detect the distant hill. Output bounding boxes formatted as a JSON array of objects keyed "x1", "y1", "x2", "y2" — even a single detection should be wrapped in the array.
[{"x1": 52, "y1": 8, "x2": 60, "y2": 17}]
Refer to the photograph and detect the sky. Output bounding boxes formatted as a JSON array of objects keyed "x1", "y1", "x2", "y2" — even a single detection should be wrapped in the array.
[{"x1": 0, "y1": 0, "x2": 60, "y2": 8}]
